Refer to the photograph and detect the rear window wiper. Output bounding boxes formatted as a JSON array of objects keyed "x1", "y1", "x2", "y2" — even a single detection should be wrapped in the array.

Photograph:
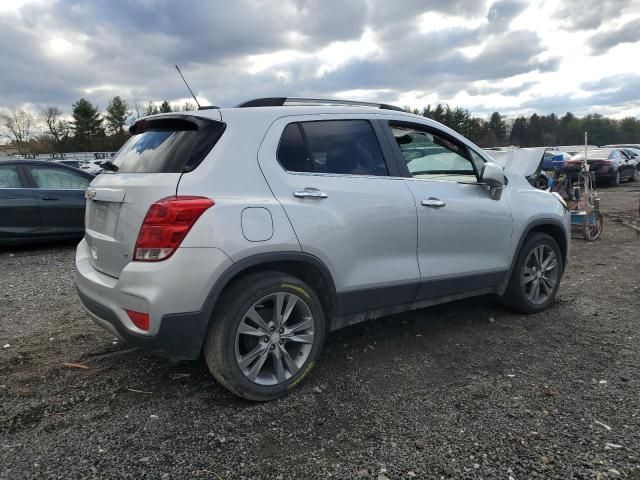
[{"x1": 100, "y1": 160, "x2": 119, "y2": 172}]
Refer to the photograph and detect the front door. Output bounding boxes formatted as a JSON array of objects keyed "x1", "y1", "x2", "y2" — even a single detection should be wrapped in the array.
[
  {"x1": 383, "y1": 120, "x2": 513, "y2": 300},
  {"x1": 258, "y1": 116, "x2": 420, "y2": 316}
]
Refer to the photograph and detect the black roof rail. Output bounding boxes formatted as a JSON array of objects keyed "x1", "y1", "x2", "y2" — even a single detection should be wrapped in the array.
[{"x1": 235, "y1": 97, "x2": 406, "y2": 112}]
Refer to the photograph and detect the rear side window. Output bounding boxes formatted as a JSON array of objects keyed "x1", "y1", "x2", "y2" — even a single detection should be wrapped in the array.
[
  {"x1": 114, "y1": 116, "x2": 225, "y2": 173},
  {"x1": 277, "y1": 120, "x2": 388, "y2": 176},
  {"x1": 0, "y1": 165, "x2": 22, "y2": 188},
  {"x1": 29, "y1": 166, "x2": 90, "y2": 189}
]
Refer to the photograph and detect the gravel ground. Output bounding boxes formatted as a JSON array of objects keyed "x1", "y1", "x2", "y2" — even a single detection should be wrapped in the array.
[{"x1": 1, "y1": 183, "x2": 639, "y2": 480}]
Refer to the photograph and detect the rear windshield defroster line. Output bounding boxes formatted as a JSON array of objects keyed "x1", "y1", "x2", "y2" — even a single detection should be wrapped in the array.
[{"x1": 110, "y1": 115, "x2": 225, "y2": 173}]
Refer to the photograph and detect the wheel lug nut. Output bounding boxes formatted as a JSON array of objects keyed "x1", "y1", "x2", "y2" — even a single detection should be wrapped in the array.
[
  {"x1": 269, "y1": 326, "x2": 275, "y2": 332},
  {"x1": 279, "y1": 328, "x2": 284, "y2": 334},
  {"x1": 264, "y1": 337, "x2": 269, "y2": 343},
  {"x1": 279, "y1": 339, "x2": 284, "y2": 345},
  {"x1": 269, "y1": 345, "x2": 275, "y2": 350}
]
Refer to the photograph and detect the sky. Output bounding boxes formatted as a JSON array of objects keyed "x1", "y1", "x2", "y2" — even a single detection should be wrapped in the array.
[{"x1": 0, "y1": 0, "x2": 639, "y2": 119}]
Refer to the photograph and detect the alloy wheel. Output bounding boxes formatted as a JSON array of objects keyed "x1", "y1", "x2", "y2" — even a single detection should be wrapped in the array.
[
  {"x1": 234, "y1": 292, "x2": 315, "y2": 386},
  {"x1": 522, "y1": 245, "x2": 559, "y2": 305}
]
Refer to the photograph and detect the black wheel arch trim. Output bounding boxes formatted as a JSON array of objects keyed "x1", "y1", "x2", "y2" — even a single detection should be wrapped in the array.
[{"x1": 497, "y1": 217, "x2": 568, "y2": 295}]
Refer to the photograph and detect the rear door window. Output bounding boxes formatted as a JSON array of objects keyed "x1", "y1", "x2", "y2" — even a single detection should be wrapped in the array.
[
  {"x1": 0, "y1": 165, "x2": 22, "y2": 188},
  {"x1": 113, "y1": 117, "x2": 225, "y2": 173},
  {"x1": 29, "y1": 165, "x2": 91, "y2": 189},
  {"x1": 277, "y1": 120, "x2": 388, "y2": 176}
]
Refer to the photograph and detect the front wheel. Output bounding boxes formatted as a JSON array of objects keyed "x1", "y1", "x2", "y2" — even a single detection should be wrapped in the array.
[
  {"x1": 629, "y1": 168, "x2": 637, "y2": 182},
  {"x1": 501, "y1": 232, "x2": 563, "y2": 314},
  {"x1": 204, "y1": 272, "x2": 326, "y2": 401}
]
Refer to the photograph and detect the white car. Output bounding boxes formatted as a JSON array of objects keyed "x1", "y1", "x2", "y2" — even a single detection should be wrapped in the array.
[{"x1": 79, "y1": 160, "x2": 103, "y2": 175}]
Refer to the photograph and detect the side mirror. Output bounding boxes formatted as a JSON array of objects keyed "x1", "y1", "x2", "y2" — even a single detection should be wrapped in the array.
[{"x1": 480, "y1": 162, "x2": 505, "y2": 200}]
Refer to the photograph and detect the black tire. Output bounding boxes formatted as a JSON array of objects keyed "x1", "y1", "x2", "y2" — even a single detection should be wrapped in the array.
[
  {"x1": 629, "y1": 168, "x2": 637, "y2": 182},
  {"x1": 610, "y1": 169, "x2": 621, "y2": 186},
  {"x1": 204, "y1": 271, "x2": 326, "y2": 401},
  {"x1": 501, "y1": 232, "x2": 563, "y2": 314}
]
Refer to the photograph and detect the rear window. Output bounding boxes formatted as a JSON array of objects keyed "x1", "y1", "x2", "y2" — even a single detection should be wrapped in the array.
[
  {"x1": 572, "y1": 149, "x2": 612, "y2": 160},
  {"x1": 278, "y1": 120, "x2": 388, "y2": 176},
  {"x1": 113, "y1": 116, "x2": 225, "y2": 173}
]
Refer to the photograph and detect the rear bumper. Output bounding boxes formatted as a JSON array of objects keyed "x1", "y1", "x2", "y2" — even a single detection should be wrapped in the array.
[{"x1": 74, "y1": 238, "x2": 233, "y2": 360}]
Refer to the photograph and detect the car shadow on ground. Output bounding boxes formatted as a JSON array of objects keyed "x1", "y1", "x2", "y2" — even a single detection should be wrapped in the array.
[
  {"x1": 72, "y1": 293, "x2": 558, "y2": 408},
  {"x1": 0, "y1": 238, "x2": 80, "y2": 256}
]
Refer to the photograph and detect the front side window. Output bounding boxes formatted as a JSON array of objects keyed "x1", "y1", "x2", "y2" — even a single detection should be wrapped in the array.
[
  {"x1": 390, "y1": 123, "x2": 476, "y2": 182},
  {"x1": 277, "y1": 120, "x2": 388, "y2": 176},
  {"x1": 29, "y1": 166, "x2": 90, "y2": 190},
  {"x1": 0, "y1": 165, "x2": 22, "y2": 188}
]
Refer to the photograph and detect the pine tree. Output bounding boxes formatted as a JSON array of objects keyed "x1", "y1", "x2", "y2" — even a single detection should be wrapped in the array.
[
  {"x1": 105, "y1": 96, "x2": 129, "y2": 135},
  {"x1": 159, "y1": 100, "x2": 172, "y2": 113},
  {"x1": 71, "y1": 98, "x2": 103, "y2": 151}
]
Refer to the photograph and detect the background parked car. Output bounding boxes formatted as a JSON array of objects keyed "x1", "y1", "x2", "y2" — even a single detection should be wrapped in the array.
[
  {"x1": 79, "y1": 160, "x2": 103, "y2": 175},
  {"x1": 542, "y1": 149, "x2": 571, "y2": 170},
  {"x1": 618, "y1": 148, "x2": 640, "y2": 170},
  {"x1": 55, "y1": 159, "x2": 83, "y2": 169},
  {"x1": 0, "y1": 159, "x2": 94, "y2": 245},
  {"x1": 565, "y1": 148, "x2": 637, "y2": 185}
]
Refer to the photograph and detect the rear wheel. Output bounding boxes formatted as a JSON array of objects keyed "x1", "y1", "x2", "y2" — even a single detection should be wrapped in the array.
[
  {"x1": 629, "y1": 167, "x2": 637, "y2": 182},
  {"x1": 204, "y1": 272, "x2": 326, "y2": 401},
  {"x1": 501, "y1": 233, "x2": 563, "y2": 313},
  {"x1": 610, "y1": 169, "x2": 621, "y2": 186}
]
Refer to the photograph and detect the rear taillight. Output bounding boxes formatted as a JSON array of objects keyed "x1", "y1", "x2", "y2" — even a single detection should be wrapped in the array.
[{"x1": 133, "y1": 196, "x2": 214, "y2": 261}]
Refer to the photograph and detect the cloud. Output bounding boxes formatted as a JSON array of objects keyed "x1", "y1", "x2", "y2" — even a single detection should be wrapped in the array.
[
  {"x1": 0, "y1": 0, "x2": 638, "y2": 118},
  {"x1": 552, "y1": 0, "x2": 637, "y2": 31},
  {"x1": 486, "y1": 0, "x2": 527, "y2": 28},
  {"x1": 519, "y1": 74, "x2": 640, "y2": 114},
  {"x1": 588, "y1": 18, "x2": 640, "y2": 54}
]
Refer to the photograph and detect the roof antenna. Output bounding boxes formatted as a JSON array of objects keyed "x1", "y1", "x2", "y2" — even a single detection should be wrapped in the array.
[{"x1": 175, "y1": 64, "x2": 203, "y2": 109}]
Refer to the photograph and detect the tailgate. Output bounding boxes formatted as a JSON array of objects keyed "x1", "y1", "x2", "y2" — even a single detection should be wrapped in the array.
[
  {"x1": 83, "y1": 113, "x2": 225, "y2": 278},
  {"x1": 84, "y1": 174, "x2": 181, "y2": 278}
]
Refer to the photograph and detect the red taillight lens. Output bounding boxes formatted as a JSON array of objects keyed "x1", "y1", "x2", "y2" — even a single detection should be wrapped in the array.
[
  {"x1": 133, "y1": 196, "x2": 214, "y2": 261},
  {"x1": 125, "y1": 309, "x2": 150, "y2": 331}
]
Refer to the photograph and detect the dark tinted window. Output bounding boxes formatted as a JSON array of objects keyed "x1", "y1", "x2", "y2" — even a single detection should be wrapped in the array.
[
  {"x1": 277, "y1": 120, "x2": 388, "y2": 176},
  {"x1": 278, "y1": 123, "x2": 313, "y2": 172},
  {"x1": 114, "y1": 117, "x2": 224, "y2": 173},
  {"x1": 113, "y1": 130, "x2": 198, "y2": 173}
]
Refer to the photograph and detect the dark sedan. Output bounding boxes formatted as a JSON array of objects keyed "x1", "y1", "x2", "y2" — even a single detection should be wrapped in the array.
[
  {"x1": 0, "y1": 159, "x2": 94, "y2": 246},
  {"x1": 565, "y1": 148, "x2": 637, "y2": 186}
]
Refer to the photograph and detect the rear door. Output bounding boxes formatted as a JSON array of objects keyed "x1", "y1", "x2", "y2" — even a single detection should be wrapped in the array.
[
  {"x1": 83, "y1": 114, "x2": 225, "y2": 278},
  {"x1": 25, "y1": 164, "x2": 92, "y2": 235},
  {"x1": 382, "y1": 120, "x2": 513, "y2": 299},
  {"x1": 258, "y1": 115, "x2": 419, "y2": 315},
  {"x1": 0, "y1": 163, "x2": 40, "y2": 242}
]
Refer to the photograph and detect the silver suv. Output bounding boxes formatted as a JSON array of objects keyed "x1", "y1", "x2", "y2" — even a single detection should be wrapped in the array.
[{"x1": 75, "y1": 97, "x2": 570, "y2": 400}]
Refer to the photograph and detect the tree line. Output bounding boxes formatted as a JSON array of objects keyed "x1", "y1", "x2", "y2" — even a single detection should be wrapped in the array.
[
  {"x1": 1, "y1": 97, "x2": 639, "y2": 156},
  {"x1": 0, "y1": 97, "x2": 196, "y2": 155},
  {"x1": 408, "y1": 104, "x2": 640, "y2": 148}
]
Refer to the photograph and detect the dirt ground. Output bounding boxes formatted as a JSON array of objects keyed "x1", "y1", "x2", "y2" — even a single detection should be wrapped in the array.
[{"x1": 1, "y1": 183, "x2": 639, "y2": 480}]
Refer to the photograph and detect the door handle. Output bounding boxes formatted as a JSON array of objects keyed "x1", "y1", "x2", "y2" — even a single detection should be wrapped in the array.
[
  {"x1": 42, "y1": 196, "x2": 59, "y2": 201},
  {"x1": 293, "y1": 188, "x2": 328, "y2": 199},
  {"x1": 421, "y1": 198, "x2": 446, "y2": 208}
]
